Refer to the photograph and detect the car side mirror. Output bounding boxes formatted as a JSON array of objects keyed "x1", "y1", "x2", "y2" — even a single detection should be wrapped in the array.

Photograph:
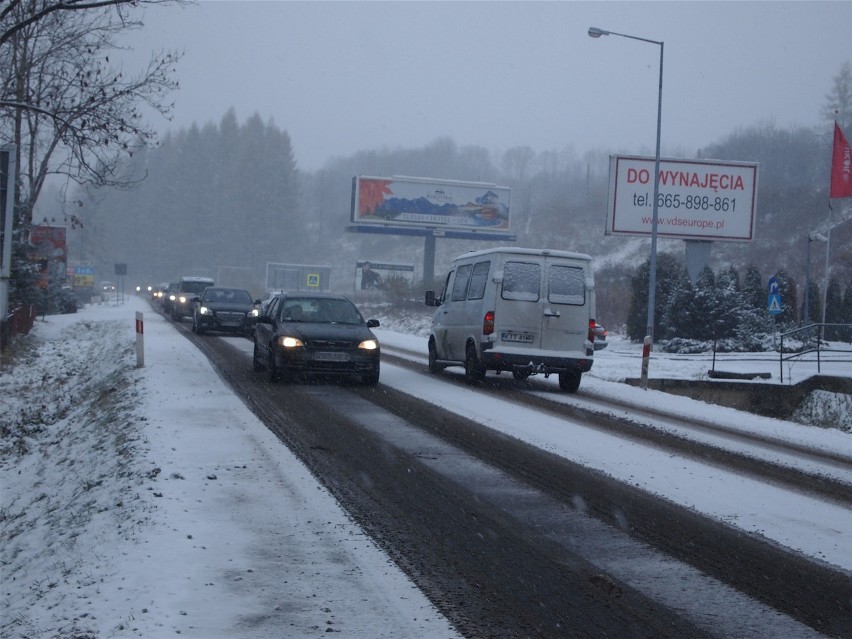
[
  {"x1": 425, "y1": 291, "x2": 439, "y2": 307},
  {"x1": 257, "y1": 316, "x2": 273, "y2": 325},
  {"x1": 367, "y1": 319, "x2": 380, "y2": 328}
]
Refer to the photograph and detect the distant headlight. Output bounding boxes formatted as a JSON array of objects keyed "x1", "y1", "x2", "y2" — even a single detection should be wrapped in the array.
[
  {"x1": 169, "y1": 294, "x2": 176, "y2": 301},
  {"x1": 277, "y1": 336, "x2": 304, "y2": 348},
  {"x1": 135, "y1": 286, "x2": 141, "y2": 292},
  {"x1": 248, "y1": 308, "x2": 259, "y2": 318},
  {"x1": 199, "y1": 306, "x2": 213, "y2": 315},
  {"x1": 358, "y1": 339, "x2": 378, "y2": 351}
]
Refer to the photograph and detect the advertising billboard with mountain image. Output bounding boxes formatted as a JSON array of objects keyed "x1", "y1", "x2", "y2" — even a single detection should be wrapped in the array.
[{"x1": 352, "y1": 176, "x2": 511, "y2": 232}]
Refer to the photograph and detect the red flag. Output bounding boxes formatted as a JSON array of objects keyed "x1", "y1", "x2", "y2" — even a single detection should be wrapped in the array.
[{"x1": 830, "y1": 122, "x2": 852, "y2": 199}]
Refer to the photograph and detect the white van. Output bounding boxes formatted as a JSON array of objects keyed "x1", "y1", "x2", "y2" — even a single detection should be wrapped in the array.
[{"x1": 424, "y1": 247, "x2": 596, "y2": 392}]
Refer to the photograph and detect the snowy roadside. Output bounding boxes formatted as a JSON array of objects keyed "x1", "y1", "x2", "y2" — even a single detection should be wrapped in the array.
[{"x1": 0, "y1": 297, "x2": 461, "y2": 639}]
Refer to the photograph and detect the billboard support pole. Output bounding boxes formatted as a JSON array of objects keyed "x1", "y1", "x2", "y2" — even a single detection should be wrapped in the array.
[{"x1": 423, "y1": 235, "x2": 436, "y2": 285}]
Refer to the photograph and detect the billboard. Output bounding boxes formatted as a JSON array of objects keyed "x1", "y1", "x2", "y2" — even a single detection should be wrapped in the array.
[
  {"x1": 605, "y1": 156, "x2": 758, "y2": 242},
  {"x1": 355, "y1": 260, "x2": 415, "y2": 291},
  {"x1": 352, "y1": 175, "x2": 511, "y2": 233},
  {"x1": 30, "y1": 225, "x2": 67, "y2": 288}
]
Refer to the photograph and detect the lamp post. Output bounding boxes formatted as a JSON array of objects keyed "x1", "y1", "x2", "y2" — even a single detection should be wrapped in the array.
[
  {"x1": 588, "y1": 27, "x2": 663, "y2": 347},
  {"x1": 804, "y1": 232, "x2": 827, "y2": 326}
]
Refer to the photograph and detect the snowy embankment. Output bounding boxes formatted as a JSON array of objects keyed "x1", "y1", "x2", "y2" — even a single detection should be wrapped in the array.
[{"x1": 0, "y1": 299, "x2": 461, "y2": 639}]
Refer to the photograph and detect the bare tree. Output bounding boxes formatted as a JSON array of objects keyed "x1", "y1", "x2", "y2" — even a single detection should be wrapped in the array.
[
  {"x1": 823, "y1": 60, "x2": 852, "y2": 133},
  {"x1": 0, "y1": 0, "x2": 183, "y2": 225},
  {"x1": 0, "y1": 0, "x2": 183, "y2": 48}
]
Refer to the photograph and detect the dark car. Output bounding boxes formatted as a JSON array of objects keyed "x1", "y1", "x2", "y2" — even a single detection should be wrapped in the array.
[
  {"x1": 192, "y1": 287, "x2": 257, "y2": 335},
  {"x1": 253, "y1": 292, "x2": 380, "y2": 385}
]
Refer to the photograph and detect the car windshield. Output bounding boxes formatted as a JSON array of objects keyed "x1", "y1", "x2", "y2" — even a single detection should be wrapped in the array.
[
  {"x1": 203, "y1": 288, "x2": 252, "y2": 304},
  {"x1": 279, "y1": 298, "x2": 363, "y2": 325},
  {"x1": 182, "y1": 280, "x2": 212, "y2": 294}
]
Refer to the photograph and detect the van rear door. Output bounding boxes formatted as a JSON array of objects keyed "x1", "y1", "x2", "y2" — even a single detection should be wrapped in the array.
[
  {"x1": 497, "y1": 259, "x2": 544, "y2": 348},
  {"x1": 540, "y1": 257, "x2": 591, "y2": 353}
]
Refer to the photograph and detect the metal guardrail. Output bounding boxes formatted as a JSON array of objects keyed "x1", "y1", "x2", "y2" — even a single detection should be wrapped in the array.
[{"x1": 778, "y1": 323, "x2": 852, "y2": 383}]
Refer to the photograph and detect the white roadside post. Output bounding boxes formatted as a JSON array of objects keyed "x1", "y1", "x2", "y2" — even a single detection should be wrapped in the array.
[{"x1": 135, "y1": 311, "x2": 144, "y2": 368}]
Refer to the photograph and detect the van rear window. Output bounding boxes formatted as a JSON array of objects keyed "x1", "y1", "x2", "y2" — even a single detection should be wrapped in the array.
[
  {"x1": 548, "y1": 265, "x2": 585, "y2": 305},
  {"x1": 502, "y1": 262, "x2": 540, "y2": 301}
]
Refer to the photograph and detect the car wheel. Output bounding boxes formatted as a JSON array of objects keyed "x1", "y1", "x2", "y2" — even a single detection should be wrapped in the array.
[
  {"x1": 558, "y1": 370, "x2": 581, "y2": 393},
  {"x1": 464, "y1": 344, "x2": 485, "y2": 384},
  {"x1": 428, "y1": 340, "x2": 444, "y2": 374},
  {"x1": 252, "y1": 341, "x2": 264, "y2": 371}
]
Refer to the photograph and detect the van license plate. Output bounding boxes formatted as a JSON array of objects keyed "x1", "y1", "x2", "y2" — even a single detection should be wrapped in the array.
[{"x1": 501, "y1": 332, "x2": 534, "y2": 343}]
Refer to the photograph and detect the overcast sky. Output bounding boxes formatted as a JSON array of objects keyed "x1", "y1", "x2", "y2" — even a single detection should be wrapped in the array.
[{"x1": 122, "y1": 1, "x2": 852, "y2": 172}]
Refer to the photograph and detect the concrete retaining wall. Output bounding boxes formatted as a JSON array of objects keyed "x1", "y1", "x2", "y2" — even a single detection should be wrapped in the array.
[{"x1": 624, "y1": 376, "x2": 852, "y2": 420}]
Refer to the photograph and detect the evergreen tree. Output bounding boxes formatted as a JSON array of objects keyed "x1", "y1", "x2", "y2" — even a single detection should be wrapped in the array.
[
  {"x1": 625, "y1": 252, "x2": 682, "y2": 341},
  {"x1": 691, "y1": 267, "x2": 719, "y2": 340},
  {"x1": 775, "y1": 270, "x2": 798, "y2": 327},
  {"x1": 824, "y1": 278, "x2": 846, "y2": 340},
  {"x1": 841, "y1": 283, "x2": 852, "y2": 344},
  {"x1": 659, "y1": 266, "x2": 694, "y2": 340},
  {"x1": 801, "y1": 281, "x2": 822, "y2": 326},
  {"x1": 743, "y1": 266, "x2": 764, "y2": 312},
  {"x1": 715, "y1": 266, "x2": 743, "y2": 339}
]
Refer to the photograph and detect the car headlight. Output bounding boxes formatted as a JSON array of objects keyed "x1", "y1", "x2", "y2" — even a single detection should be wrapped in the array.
[
  {"x1": 358, "y1": 339, "x2": 378, "y2": 351},
  {"x1": 277, "y1": 336, "x2": 304, "y2": 348},
  {"x1": 248, "y1": 308, "x2": 259, "y2": 318},
  {"x1": 169, "y1": 294, "x2": 176, "y2": 301},
  {"x1": 199, "y1": 306, "x2": 212, "y2": 315},
  {"x1": 179, "y1": 295, "x2": 187, "y2": 304}
]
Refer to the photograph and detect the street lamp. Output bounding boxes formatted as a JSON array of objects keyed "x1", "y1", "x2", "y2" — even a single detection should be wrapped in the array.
[
  {"x1": 804, "y1": 232, "x2": 827, "y2": 326},
  {"x1": 588, "y1": 27, "x2": 664, "y2": 344}
]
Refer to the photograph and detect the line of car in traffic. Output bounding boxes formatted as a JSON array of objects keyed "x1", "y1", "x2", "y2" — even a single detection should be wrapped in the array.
[
  {"x1": 144, "y1": 260, "x2": 607, "y2": 391},
  {"x1": 147, "y1": 278, "x2": 382, "y2": 386}
]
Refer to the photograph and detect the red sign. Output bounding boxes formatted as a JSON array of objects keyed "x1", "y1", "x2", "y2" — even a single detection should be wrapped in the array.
[
  {"x1": 30, "y1": 225, "x2": 67, "y2": 288},
  {"x1": 830, "y1": 122, "x2": 852, "y2": 199}
]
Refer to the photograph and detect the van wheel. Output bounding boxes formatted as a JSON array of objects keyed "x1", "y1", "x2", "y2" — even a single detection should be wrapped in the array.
[
  {"x1": 428, "y1": 340, "x2": 444, "y2": 374},
  {"x1": 464, "y1": 344, "x2": 486, "y2": 384},
  {"x1": 559, "y1": 371, "x2": 581, "y2": 393}
]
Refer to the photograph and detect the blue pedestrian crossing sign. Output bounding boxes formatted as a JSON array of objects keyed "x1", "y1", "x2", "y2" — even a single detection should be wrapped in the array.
[
  {"x1": 767, "y1": 276, "x2": 782, "y2": 315},
  {"x1": 768, "y1": 293, "x2": 782, "y2": 315}
]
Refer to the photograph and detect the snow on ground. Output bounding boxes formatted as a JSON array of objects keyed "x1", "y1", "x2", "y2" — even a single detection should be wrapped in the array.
[
  {"x1": 1, "y1": 298, "x2": 461, "y2": 639},
  {"x1": 1, "y1": 295, "x2": 850, "y2": 638}
]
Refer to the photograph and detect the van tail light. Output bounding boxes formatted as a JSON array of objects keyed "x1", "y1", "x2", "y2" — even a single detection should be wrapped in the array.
[
  {"x1": 588, "y1": 319, "x2": 596, "y2": 343},
  {"x1": 483, "y1": 311, "x2": 495, "y2": 335}
]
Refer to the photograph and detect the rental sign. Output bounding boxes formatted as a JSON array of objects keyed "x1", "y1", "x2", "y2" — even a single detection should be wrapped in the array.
[{"x1": 605, "y1": 155, "x2": 758, "y2": 242}]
